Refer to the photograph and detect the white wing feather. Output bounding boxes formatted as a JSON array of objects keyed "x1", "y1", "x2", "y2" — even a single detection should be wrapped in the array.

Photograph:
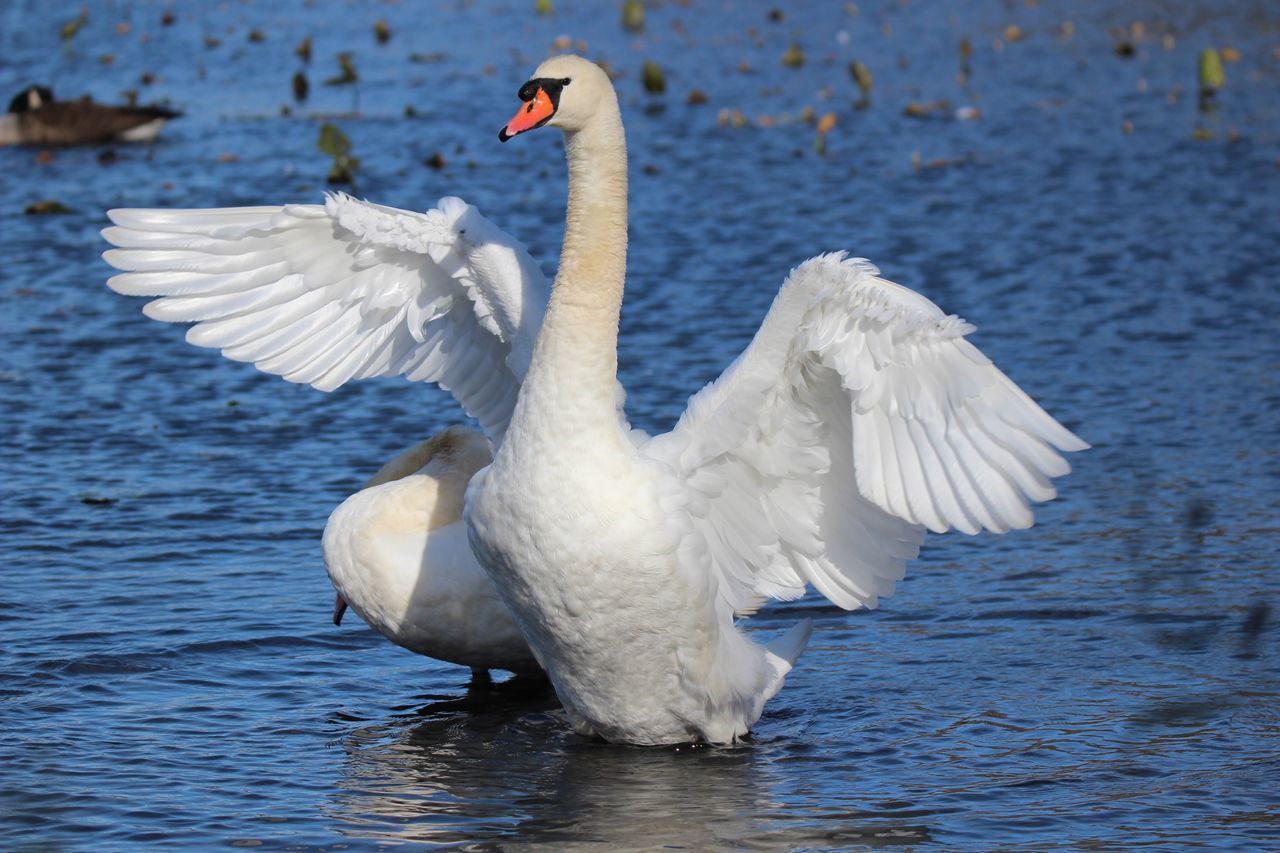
[
  {"x1": 645, "y1": 253, "x2": 1087, "y2": 618},
  {"x1": 103, "y1": 193, "x2": 547, "y2": 444}
]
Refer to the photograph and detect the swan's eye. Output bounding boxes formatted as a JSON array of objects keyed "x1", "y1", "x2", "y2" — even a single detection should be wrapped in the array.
[{"x1": 560, "y1": 77, "x2": 571, "y2": 87}]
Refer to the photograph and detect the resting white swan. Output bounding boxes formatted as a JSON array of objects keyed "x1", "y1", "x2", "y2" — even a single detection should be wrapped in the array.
[{"x1": 103, "y1": 54, "x2": 1085, "y2": 745}]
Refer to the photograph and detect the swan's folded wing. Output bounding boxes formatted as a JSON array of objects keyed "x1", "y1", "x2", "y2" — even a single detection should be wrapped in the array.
[
  {"x1": 103, "y1": 193, "x2": 548, "y2": 444},
  {"x1": 645, "y1": 253, "x2": 1087, "y2": 617}
]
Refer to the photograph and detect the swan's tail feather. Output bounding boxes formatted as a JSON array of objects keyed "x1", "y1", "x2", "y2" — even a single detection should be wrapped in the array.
[{"x1": 761, "y1": 618, "x2": 813, "y2": 702}]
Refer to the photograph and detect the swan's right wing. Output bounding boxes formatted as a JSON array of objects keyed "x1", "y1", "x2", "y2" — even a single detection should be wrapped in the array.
[
  {"x1": 103, "y1": 193, "x2": 547, "y2": 445},
  {"x1": 646, "y1": 254, "x2": 1086, "y2": 620}
]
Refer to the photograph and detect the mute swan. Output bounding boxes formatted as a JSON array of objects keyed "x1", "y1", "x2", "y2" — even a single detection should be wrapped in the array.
[
  {"x1": 103, "y1": 54, "x2": 1085, "y2": 745},
  {"x1": 2, "y1": 85, "x2": 181, "y2": 146},
  {"x1": 327, "y1": 426, "x2": 540, "y2": 676}
]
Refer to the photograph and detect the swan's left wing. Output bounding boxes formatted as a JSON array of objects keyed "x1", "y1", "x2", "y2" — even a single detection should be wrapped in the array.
[
  {"x1": 103, "y1": 193, "x2": 547, "y2": 444},
  {"x1": 644, "y1": 253, "x2": 1087, "y2": 620}
]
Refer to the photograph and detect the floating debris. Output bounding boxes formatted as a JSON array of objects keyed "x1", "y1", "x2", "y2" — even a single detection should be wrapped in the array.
[
  {"x1": 80, "y1": 495, "x2": 115, "y2": 506},
  {"x1": 409, "y1": 51, "x2": 448, "y2": 64},
  {"x1": 1003, "y1": 25, "x2": 1024, "y2": 43},
  {"x1": 1058, "y1": 21, "x2": 1074, "y2": 41},
  {"x1": 424, "y1": 152, "x2": 446, "y2": 170},
  {"x1": 686, "y1": 89, "x2": 708, "y2": 105},
  {"x1": 814, "y1": 111, "x2": 836, "y2": 155},
  {"x1": 247, "y1": 29, "x2": 265, "y2": 44},
  {"x1": 161, "y1": 11, "x2": 176, "y2": 26},
  {"x1": 404, "y1": 104, "x2": 418, "y2": 118},
  {"x1": 325, "y1": 52, "x2": 359, "y2": 86},
  {"x1": 61, "y1": 8, "x2": 88, "y2": 42},
  {"x1": 1114, "y1": 40, "x2": 1136, "y2": 58},
  {"x1": 295, "y1": 37, "x2": 312, "y2": 63},
  {"x1": 35, "y1": 150, "x2": 53, "y2": 164},
  {"x1": 318, "y1": 123, "x2": 359, "y2": 185},
  {"x1": 781, "y1": 42, "x2": 805, "y2": 68},
  {"x1": 25, "y1": 199, "x2": 72, "y2": 215},
  {"x1": 849, "y1": 60, "x2": 872, "y2": 107},
  {"x1": 97, "y1": 149, "x2": 117, "y2": 165},
  {"x1": 903, "y1": 99, "x2": 951, "y2": 119},
  {"x1": 1198, "y1": 48, "x2": 1224, "y2": 109},
  {"x1": 374, "y1": 19, "x2": 391, "y2": 44},
  {"x1": 954, "y1": 105, "x2": 980, "y2": 121},
  {"x1": 622, "y1": 0, "x2": 644, "y2": 33},
  {"x1": 140, "y1": 71, "x2": 155, "y2": 86},
  {"x1": 217, "y1": 152, "x2": 238, "y2": 163},
  {"x1": 292, "y1": 71, "x2": 309, "y2": 102},
  {"x1": 768, "y1": 9, "x2": 784, "y2": 22},
  {"x1": 716, "y1": 107, "x2": 748, "y2": 128},
  {"x1": 642, "y1": 61, "x2": 666, "y2": 94},
  {"x1": 1220, "y1": 46, "x2": 1241, "y2": 63},
  {"x1": 958, "y1": 37, "x2": 973, "y2": 71},
  {"x1": 535, "y1": 0, "x2": 554, "y2": 15}
]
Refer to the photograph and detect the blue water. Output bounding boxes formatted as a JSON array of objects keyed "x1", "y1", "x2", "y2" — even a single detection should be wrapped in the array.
[{"x1": 3, "y1": 0, "x2": 1278, "y2": 848}]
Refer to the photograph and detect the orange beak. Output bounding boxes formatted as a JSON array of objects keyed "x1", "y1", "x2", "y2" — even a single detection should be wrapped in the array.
[{"x1": 499, "y1": 87, "x2": 555, "y2": 141}]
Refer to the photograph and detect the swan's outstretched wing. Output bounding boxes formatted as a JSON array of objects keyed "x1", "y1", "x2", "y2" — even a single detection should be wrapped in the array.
[
  {"x1": 103, "y1": 193, "x2": 547, "y2": 444},
  {"x1": 645, "y1": 253, "x2": 1087, "y2": 618}
]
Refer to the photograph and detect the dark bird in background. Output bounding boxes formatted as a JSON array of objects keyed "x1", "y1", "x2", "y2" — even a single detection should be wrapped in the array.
[{"x1": 0, "y1": 85, "x2": 181, "y2": 146}]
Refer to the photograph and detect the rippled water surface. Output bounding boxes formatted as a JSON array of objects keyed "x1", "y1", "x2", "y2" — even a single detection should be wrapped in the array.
[{"x1": 3, "y1": 0, "x2": 1279, "y2": 849}]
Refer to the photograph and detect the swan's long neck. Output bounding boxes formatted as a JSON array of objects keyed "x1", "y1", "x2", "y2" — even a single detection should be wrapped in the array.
[{"x1": 518, "y1": 106, "x2": 628, "y2": 427}]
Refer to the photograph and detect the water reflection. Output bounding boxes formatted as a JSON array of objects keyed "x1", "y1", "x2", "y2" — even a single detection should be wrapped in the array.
[{"x1": 327, "y1": 676, "x2": 774, "y2": 847}]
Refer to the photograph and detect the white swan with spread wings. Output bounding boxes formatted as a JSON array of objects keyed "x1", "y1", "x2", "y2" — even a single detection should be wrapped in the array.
[{"x1": 103, "y1": 54, "x2": 1085, "y2": 744}]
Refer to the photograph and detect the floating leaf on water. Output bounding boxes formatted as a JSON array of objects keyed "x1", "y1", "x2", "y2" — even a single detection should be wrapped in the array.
[
  {"x1": 849, "y1": 60, "x2": 873, "y2": 98},
  {"x1": 535, "y1": 0, "x2": 554, "y2": 15},
  {"x1": 247, "y1": 29, "x2": 265, "y2": 44},
  {"x1": 374, "y1": 19, "x2": 391, "y2": 44},
  {"x1": 641, "y1": 60, "x2": 666, "y2": 94},
  {"x1": 814, "y1": 134, "x2": 826, "y2": 155},
  {"x1": 61, "y1": 8, "x2": 88, "y2": 41},
  {"x1": 903, "y1": 99, "x2": 950, "y2": 119},
  {"x1": 404, "y1": 104, "x2": 417, "y2": 118},
  {"x1": 409, "y1": 51, "x2": 448, "y2": 64},
  {"x1": 800, "y1": 105, "x2": 815, "y2": 124},
  {"x1": 1003, "y1": 25, "x2": 1024, "y2": 43},
  {"x1": 622, "y1": 0, "x2": 644, "y2": 33},
  {"x1": 318, "y1": 123, "x2": 359, "y2": 186},
  {"x1": 1198, "y1": 48, "x2": 1224, "y2": 107},
  {"x1": 25, "y1": 200, "x2": 73, "y2": 215},
  {"x1": 295, "y1": 36, "x2": 312, "y2": 63},
  {"x1": 161, "y1": 11, "x2": 175, "y2": 26},
  {"x1": 1192, "y1": 127, "x2": 1215, "y2": 141},
  {"x1": 1058, "y1": 21, "x2": 1074, "y2": 40},
  {"x1": 204, "y1": 35, "x2": 221, "y2": 49},
  {"x1": 217, "y1": 153, "x2": 239, "y2": 163},
  {"x1": 36, "y1": 149, "x2": 54, "y2": 164},
  {"x1": 551, "y1": 35, "x2": 572, "y2": 52},
  {"x1": 767, "y1": 9, "x2": 784, "y2": 22},
  {"x1": 325, "y1": 52, "x2": 359, "y2": 86},
  {"x1": 1114, "y1": 41, "x2": 1136, "y2": 58},
  {"x1": 781, "y1": 42, "x2": 805, "y2": 68},
  {"x1": 140, "y1": 71, "x2": 155, "y2": 86},
  {"x1": 424, "y1": 152, "x2": 447, "y2": 170},
  {"x1": 80, "y1": 495, "x2": 115, "y2": 506},
  {"x1": 686, "y1": 89, "x2": 708, "y2": 105},
  {"x1": 100, "y1": 54, "x2": 115, "y2": 66},
  {"x1": 116, "y1": 22, "x2": 131, "y2": 36},
  {"x1": 1121, "y1": 120, "x2": 1134, "y2": 135},
  {"x1": 292, "y1": 71, "x2": 309, "y2": 102},
  {"x1": 816, "y1": 111, "x2": 837, "y2": 135}
]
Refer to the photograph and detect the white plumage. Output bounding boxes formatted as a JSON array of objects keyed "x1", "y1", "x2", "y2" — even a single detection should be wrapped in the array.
[{"x1": 103, "y1": 54, "x2": 1085, "y2": 744}]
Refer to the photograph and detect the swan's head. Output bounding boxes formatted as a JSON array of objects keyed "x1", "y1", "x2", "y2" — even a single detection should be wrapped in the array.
[{"x1": 499, "y1": 54, "x2": 615, "y2": 141}]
